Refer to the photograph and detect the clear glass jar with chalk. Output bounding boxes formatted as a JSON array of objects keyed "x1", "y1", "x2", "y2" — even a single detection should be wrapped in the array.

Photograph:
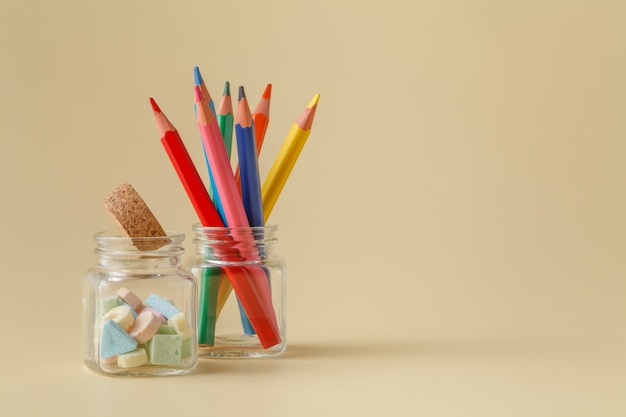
[
  {"x1": 190, "y1": 224, "x2": 286, "y2": 358},
  {"x1": 82, "y1": 231, "x2": 198, "y2": 376}
]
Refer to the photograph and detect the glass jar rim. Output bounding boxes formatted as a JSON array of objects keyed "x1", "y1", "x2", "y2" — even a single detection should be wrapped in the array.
[
  {"x1": 191, "y1": 224, "x2": 278, "y2": 249},
  {"x1": 191, "y1": 223, "x2": 277, "y2": 233},
  {"x1": 94, "y1": 230, "x2": 185, "y2": 243},
  {"x1": 93, "y1": 231, "x2": 185, "y2": 255}
]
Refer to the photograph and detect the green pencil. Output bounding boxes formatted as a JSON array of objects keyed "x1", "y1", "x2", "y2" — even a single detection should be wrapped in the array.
[
  {"x1": 198, "y1": 267, "x2": 222, "y2": 346},
  {"x1": 217, "y1": 81, "x2": 234, "y2": 160}
]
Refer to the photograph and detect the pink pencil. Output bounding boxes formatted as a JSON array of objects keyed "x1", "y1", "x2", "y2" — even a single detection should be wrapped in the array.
[
  {"x1": 194, "y1": 85, "x2": 280, "y2": 346},
  {"x1": 195, "y1": 87, "x2": 250, "y2": 229}
]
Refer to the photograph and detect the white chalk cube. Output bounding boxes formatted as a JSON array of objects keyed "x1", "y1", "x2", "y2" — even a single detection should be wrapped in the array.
[
  {"x1": 117, "y1": 348, "x2": 148, "y2": 369},
  {"x1": 167, "y1": 312, "x2": 193, "y2": 341}
]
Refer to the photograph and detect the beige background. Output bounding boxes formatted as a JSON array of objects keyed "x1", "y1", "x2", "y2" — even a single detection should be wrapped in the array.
[{"x1": 1, "y1": 0, "x2": 625, "y2": 415}]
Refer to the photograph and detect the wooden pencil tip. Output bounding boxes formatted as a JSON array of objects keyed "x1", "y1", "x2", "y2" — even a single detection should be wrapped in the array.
[
  {"x1": 223, "y1": 81, "x2": 230, "y2": 96},
  {"x1": 149, "y1": 98, "x2": 161, "y2": 113},
  {"x1": 195, "y1": 87, "x2": 214, "y2": 125},
  {"x1": 238, "y1": 85, "x2": 246, "y2": 101},
  {"x1": 297, "y1": 96, "x2": 320, "y2": 130},
  {"x1": 262, "y1": 83, "x2": 272, "y2": 99},
  {"x1": 194, "y1": 85, "x2": 203, "y2": 103},
  {"x1": 193, "y1": 66, "x2": 203, "y2": 86}
]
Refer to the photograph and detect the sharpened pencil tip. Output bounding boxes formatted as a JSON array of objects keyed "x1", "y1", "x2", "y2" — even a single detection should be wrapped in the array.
[
  {"x1": 223, "y1": 81, "x2": 230, "y2": 96},
  {"x1": 307, "y1": 93, "x2": 320, "y2": 108},
  {"x1": 238, "y1": 86, "x2": 246, "y2": 101},
  {"x1": 149, "y1": 98, "x2": 161, "y2": 113},
  {"x1": 194, "y1": 85, "x2": 203, "y2": 103},
  {"x1": 193, "y1": 67, "x2": 203, "y2": 86},
  {"x1": 296, "y1": 95, "x2": 320, "y2": 130},
  {"x1": 262, "y1": 83, "x2": 272, "y2": 99}
]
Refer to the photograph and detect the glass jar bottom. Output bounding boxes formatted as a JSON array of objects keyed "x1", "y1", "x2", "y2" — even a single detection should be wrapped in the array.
[
  {"x1": 199, "y1": 335, "x2": 286, "y2": 358},
  {"x1": 84, "y1": 360, "x2": 195, "y2": 377}
]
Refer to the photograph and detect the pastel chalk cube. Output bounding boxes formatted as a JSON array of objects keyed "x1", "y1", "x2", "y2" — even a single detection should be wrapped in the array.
[
  {"x1": 128, "y1": 311, "x2": 161, "y2": 344},
  {"x1": 142, "y1": 306, "x2": 166, "y2": 324},
  {"x1": 120, "y1": 302, "x2": 138, "y2": 318},
  {"x1": 116, "y1": 287, "x2": 143, "y2": 313},
  {"x1": 101, "y1": 295, "x2": 120, "y2": 315},
  {"x1": 101, "y1": 355, "x2": 118, "y2": 366},
  {"x1": 181, "y1": 337, "x2": 192, "y2": 359},
  {"x1": 146, "y1": 334, "x2": 182, "y2": 366},
  {"x1": 144, "y1": 294, "x2": 179, "y2": 319},
  {"x1": 156, "y1": 325, "x2": 176, "y2": 335},
  {"x1": 100, "y1": 319, "x2": 138, "y2": 358},
  {"x1": 167, "y1": 312, "x2": 193, "y2": 341},
  {"x1": 117, "y1": 348, "x2": 148, "y2": 369},
  {"x1": 102, "y1": 305, "x2": 135, "y2": 331}
]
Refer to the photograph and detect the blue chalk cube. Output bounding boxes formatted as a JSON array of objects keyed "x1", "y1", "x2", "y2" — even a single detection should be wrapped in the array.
[
  {"x1": 100, "y1": 319, "x2": 138, "y2": 358},
  {"x1": 144, "y1": 294, "x2": 180, "y2": 319}
]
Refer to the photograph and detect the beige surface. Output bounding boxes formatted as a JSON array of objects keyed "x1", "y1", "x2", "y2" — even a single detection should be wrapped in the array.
[{"x1": 1, "y1": 0, "x2": 625, "y2": 415}]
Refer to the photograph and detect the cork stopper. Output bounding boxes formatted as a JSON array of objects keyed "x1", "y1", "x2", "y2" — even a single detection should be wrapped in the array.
[{"x1": 102, "y1": 182, "x2": 169, "y2": 251}]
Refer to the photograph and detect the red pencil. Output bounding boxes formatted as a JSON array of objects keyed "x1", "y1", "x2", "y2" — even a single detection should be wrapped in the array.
[
  {"x1": 151, "y1": 97, "x2": 280, "y2": 348},
  {"x1": 150, "y1": 98, "x2": 223, "y2": 227}
]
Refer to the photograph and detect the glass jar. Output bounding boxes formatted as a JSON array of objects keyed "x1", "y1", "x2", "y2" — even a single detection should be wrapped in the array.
[
  {"x1": 190, "y1": 224, "x2": 286, "y2": 358},
  {"x1": 82, "y1": 231, "x2": 198, "y2": 376}
]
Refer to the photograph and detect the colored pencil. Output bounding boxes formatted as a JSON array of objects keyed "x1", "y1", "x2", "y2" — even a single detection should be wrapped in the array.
[
  {"x1": 252, "y1": 83, "x2": 272, "y2": 154},
  {"x1": 216, "y1": 83, "x2": 249, "y2": 322},
  {"x1": 261, "y1": 93, "x2": 320, "y2": 221},
  {"x1": 236, "y1": 86, "x2": 265, "y2": 228},
  {"x1": 216, "y1": 84, "x2": 273, "y2": 317},
  {"x1": 197, "y1": 269, "x2": 221, "y2": 345},
  {"x1": 194, "y1": 66, "x2": 225, "y2": 222},
  {"x1": 195, "y1": 85, "x2": 281, "y2": 348},
  {"x1": 150, "y1": 97, "x2": 223, "y2": 346},
  {"x1": 194, "y1": 66, "x2": 216, "y2": 114},
  {"x1": 217, "y1": 81, "x2": 234, "y2": 160},
  {"x1": 232, "y1": 86, "x2": 266, "y2": 335},
  {"x1": 195, "y1": 86, "x2": 254, "y2": 243},
  {"x1": 150, "y1": 98, "x2": 223, "y2": 227},
  {"x1": 233, "y1": 83, "x2": 272, "y2": 192}
]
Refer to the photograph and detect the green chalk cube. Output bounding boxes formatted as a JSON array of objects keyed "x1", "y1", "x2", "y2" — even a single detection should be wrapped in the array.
[
  {"x1": 182, "y1": 337, "x2": 192, "y2": 359},
  {"x1": 146, "y1": 334, "x2": 182, "y2": 366},
  {"x1": 156, "y1": 325, "x2": 176, "y2": 335},
  {"x1": 101, "y1": 295, "x2": 120, "y2": 315}
]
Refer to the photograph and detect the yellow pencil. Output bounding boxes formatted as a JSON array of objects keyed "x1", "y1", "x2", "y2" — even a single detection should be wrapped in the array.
[
  {"x1": 261, "y1": 93, "x2": 320, "y2": 221},
  {"x1": 216, "y1": 94, "x2": 320, "y2": 317}
]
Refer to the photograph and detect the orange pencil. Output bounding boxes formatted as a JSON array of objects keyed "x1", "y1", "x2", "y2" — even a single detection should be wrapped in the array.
[{"x1": 252, "y1": 83, "x2": 272, "y2": 154}]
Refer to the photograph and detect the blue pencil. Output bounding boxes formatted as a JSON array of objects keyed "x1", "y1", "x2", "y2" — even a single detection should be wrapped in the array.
[
  {"x1": 236, "y1": 86, "x2": 265, "y2": 228},
  {"x1": 234, "y1": 86, "x2": 266, "y2": 335}
]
